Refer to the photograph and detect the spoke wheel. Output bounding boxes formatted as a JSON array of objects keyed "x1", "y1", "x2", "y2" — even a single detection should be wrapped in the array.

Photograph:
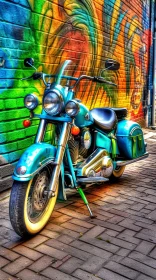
[
  {"x1": 9, "y1": 166, "x2": 58, "y2": 237},
  {"x1": 27, "y1": 170, "x2": 51, "y2": 223}
]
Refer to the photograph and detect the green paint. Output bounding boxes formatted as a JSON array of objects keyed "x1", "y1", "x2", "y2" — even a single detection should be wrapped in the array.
[{"x1": 77, "y1": 187, "x2": 88, "y2": 205}]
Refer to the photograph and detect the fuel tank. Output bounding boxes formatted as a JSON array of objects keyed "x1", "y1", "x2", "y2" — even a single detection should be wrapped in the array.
[{"x1": 75, "y1": 103, "x2": 94, "y2": 128}]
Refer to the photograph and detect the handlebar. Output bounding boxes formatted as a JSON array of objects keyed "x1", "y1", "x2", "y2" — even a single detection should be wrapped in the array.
[
  {"x1": 21, "y1": 72, "x2": 43, "y2": 81},
  {"x1": 21, "y1": 72, "x2": 117, "y2": 88},
  {"x1": 69, "y1": 75, "x2": 117, "y2": 89},
  {"x1": 93, "y1": 76, "x2": 117, "y2": 87}
]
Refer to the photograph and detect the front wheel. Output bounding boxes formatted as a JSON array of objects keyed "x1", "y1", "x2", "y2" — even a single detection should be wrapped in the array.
[{"x1": 9, "y1": 166, "x2": 58, "y2": 237}]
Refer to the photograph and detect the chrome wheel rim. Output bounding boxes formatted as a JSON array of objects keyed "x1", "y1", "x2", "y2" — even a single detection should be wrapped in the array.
[{"x1": 27, "y1": 170, "x2": 50, "y2": 223}]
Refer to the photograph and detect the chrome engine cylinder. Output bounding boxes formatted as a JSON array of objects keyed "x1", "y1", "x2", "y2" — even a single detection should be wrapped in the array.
[{"x1": 101, "y1": 156, "x2": 113, "y2": 178}]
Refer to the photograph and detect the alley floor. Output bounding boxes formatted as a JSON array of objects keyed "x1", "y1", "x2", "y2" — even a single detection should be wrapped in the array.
[{"x1": 0, "y1": 129, "x2": 156, "y2": 280}]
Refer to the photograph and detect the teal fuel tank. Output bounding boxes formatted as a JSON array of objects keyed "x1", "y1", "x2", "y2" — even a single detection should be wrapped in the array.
[{"x1": 75, "y1": 103, "x2": 94, "y2": 127}]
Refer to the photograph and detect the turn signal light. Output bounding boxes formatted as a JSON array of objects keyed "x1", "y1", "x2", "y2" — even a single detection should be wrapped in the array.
[
  {"x1": 23, "y1": 120, "x2": 31, "y2": 128},
  {"x1": 71, "y1": 126, "x2": 80, "y2": 136}
]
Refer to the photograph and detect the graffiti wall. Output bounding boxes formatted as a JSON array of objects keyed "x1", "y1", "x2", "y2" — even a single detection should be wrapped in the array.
[{"x1": 0, "y1": 0, "x2": 151, "y2": 189}]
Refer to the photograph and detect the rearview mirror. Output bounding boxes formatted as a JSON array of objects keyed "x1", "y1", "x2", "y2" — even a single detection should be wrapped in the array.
[
  {"x1": 24, "y1": 58, "x2": 34, "y2": 67},
  {"x1": 105, "y1": 59, "x2": 120, "y2": 70}
]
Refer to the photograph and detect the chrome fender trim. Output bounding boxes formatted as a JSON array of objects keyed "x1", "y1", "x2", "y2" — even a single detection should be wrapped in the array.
[{"x1": 13, "y1": 158, "x2": 57, "y2": 181}]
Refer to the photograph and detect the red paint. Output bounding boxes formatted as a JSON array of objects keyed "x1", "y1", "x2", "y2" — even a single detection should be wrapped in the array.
[
  {"x1": 60, "y1": 31, "x2": 89, "y2": 60},
  {"x1": 23, "y1": 120, "x2": 31, "y2": 128},
  {"x1": 71, "y1": 126, "x2": 80, "y2": 136}
]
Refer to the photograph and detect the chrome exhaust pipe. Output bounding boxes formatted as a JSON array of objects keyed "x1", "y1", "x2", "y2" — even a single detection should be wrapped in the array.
[{"x1": 116, "y1": 152, "x2": 149, "y2": 167}]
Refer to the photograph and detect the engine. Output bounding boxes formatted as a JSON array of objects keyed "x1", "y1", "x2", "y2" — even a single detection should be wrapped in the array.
[
  {"x1": 76, "y1": 148, "x2": 114, "y2": 178},
  {"x1": 68, "y1": 128, "x2": 113, "y2": 179},
  {"x1": 68, "y1": 128, "x2": 92, "y2": 164}
]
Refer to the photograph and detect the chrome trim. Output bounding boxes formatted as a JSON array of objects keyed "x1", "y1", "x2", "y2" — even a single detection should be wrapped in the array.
[
  {"x1": 43, "y1": 89, "x2": 64, "y2": 116},
  {"x1": 116, "y1": 152, "x2": 149, "y2": 167},
  {"x1": 129, "y1": 127, "x2": 142, "y2": 136},
  {"x1": 35, "y1": 119, "x2": 47, "y2": 143},
  {"x1": 13, "y1": 157, "x2": 57, "y2": 178},
  {"x1": 65, "y1": 100, "x2": 80, "y2": 117},
  {"x1": 24, "y1": 93, "x2": 38, "y2": 110},
  {"x1": 77, "y1": 177, "x2": 109, "y2": 183},
  {"x1": 48, "y1": 122, "x2": 72, "y2": 194},
  {"x1": 79, "y1": 149, "x2": 108, "y2": 176}
]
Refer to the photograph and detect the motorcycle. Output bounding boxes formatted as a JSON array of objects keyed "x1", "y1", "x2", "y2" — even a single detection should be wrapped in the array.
[{"x1": 9, "y1": 58, "x2": 148, "y2": 237}]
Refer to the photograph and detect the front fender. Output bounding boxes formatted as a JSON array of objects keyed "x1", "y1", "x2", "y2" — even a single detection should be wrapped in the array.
[{"x1": 13, "y1": 143, "x2": 56, "y2": 181}]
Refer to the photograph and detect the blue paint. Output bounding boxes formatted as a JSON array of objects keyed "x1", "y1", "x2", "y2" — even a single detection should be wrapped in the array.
[
  {"x1": 0, "y1": 1, "x2": 31, "y2": 27},
  {"x1": 13, "y1": 143, "x2": 57, "y2": 181},
  {"x1": 116, "y1": 120, "x2": 146, "y2": 159},
  {"x1": 95, "y1": 131, "x2": 112, "y2": 153},
  {"x1": 75, "y1": 103, "x2": 94, "y2": 127},
  {"x1": 66, "y1": 145, "x2": 77, "y2": 187}
]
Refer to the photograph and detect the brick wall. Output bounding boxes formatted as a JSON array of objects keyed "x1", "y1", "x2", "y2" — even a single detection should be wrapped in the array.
[{"x1": 0, "y1": 0, "x2": 151, "y2": 190}]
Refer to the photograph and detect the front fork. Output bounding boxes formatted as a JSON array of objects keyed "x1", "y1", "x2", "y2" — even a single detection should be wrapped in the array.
[
  {"x1": 35, "y1": 119, "x2": 95, "y2": 217},
  {"x1": 35, "y1": 119, "x2": 71, "y2": 197},
  {"x1": 48, "y1": 122, "x2": 71, "y2": 197}
]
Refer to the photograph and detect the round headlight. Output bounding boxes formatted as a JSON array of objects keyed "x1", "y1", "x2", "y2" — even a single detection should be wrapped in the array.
[
  {"x1": 65, "y1": 100, "x2": 80, "y2": 117},
  {"x1": 24, "y1": 94, "x2": 38, "y2": 110},
  {"x1": 43, "y1": 90, "x2": 64, "y2": 116}
]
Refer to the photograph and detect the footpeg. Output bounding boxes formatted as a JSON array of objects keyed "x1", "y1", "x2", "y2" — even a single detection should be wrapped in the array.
[{"x1": 77, "y1": 177, "x2": 109, "y2": 184}]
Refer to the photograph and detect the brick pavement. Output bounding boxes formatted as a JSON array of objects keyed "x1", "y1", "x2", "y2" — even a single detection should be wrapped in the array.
[{"x1": 0, "y1": 129, "x2": 156, "y2": 279}]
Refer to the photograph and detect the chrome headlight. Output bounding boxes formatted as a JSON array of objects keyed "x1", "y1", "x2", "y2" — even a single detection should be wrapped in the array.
[
  {"x1": 24, "y1": 94, "x2": 38, "y2": 110},
  {"x1": 65, "y1": 100, "x2": 80, "y2": 117},
  {"x1": 43, "y1": 90, "x2": 64, "y2": 115}
]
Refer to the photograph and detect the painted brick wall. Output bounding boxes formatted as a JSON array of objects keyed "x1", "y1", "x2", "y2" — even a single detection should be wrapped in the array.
[{"x1": 0, "y1": 0, "x2": 151, "y2": 190}]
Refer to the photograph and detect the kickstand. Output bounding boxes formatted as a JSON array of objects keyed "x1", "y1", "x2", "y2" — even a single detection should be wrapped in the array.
[{"x1": 77, "y1": 187, "x2": 97, "y2": 219}]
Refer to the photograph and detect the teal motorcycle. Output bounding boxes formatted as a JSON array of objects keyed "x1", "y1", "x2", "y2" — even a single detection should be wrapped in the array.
[{"x1": 9, "y1": 58, "x2": 148, "y2": 237}]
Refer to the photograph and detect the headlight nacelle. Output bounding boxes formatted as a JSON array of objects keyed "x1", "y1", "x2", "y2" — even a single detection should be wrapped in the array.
[
  {"x1": 24, "y1": 94, "x2": 38, "y2": 110},
  {"x1": 65, "y1": 100, "x2": 80, "y2": 117}
]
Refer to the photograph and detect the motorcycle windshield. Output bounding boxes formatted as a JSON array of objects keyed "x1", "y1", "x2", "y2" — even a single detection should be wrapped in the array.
[{"x1": 55, "y1": 60, "x2": 78, "y2": 85}]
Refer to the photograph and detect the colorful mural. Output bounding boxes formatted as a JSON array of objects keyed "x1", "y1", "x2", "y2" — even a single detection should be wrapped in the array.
[
  {"x1": 27, "y1": 0, "x2": 150, "y2": 119},
  {"x1": 0, "y1": 0, "x2": 152, "y2": 189}
]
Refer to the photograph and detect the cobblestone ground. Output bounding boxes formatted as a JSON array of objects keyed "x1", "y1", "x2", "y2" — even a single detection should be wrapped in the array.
[{"x1": 0, "y1": 129, "x2": 156, "y2": 280}]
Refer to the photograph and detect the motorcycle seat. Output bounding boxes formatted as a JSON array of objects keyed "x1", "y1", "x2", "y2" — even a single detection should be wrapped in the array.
[
  {"x1": 90, "y1": 108, "x2": 117, "y2": 131},
  {"x1": 111, "y1": 108, "x2": 128, "y2": 119}
]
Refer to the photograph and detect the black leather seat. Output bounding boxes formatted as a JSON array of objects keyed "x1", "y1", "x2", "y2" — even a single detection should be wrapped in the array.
[
  {"x1": 111, "y1": 108, "x2": 127, "y2": 119},
  {"x1": 90, "y1": 108, "x2": 117, "y2": 131}
]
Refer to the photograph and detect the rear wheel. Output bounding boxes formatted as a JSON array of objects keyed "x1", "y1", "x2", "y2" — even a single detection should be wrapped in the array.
[
  {"x1": 9, "y1": 166, "x2": 58, "y2": 237},
  {"x1": 110, "y1": 166, "x2": 125, "y2": 180}
]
